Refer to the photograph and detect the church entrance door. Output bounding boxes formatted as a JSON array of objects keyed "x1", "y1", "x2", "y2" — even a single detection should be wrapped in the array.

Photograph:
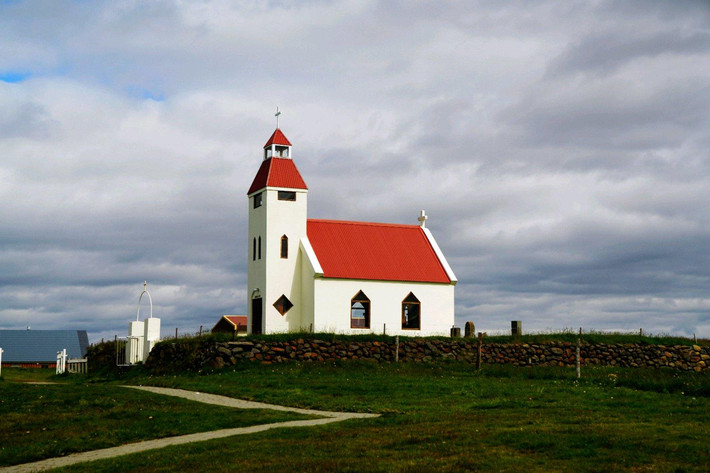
[{"x1": 251, "y1": 297, "x2": 263, "y2": 335}]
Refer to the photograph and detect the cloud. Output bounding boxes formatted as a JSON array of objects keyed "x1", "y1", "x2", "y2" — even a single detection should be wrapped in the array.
[{"x1": 1, "y1": 1, "x2": 709, "y2": 341}]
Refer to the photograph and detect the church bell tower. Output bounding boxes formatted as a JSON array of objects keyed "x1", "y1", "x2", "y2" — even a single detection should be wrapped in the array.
[{"x1": 246, "y1": 127, "x2": 308, "y2": 334}]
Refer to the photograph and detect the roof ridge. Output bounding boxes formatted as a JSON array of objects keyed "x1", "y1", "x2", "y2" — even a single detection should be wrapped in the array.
[{"x1": 308, "y1": 218, "x2": 420, "y2": 229}]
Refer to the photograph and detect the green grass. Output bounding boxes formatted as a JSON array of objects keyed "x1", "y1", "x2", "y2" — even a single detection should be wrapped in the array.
[
  {"x1": 161, "y1": 331, "x2": 405, "y2": 345},
  {"x1": 0, "y1": 366, "x2": 57, "y2": 383},
  {"x1": 159, "y1": 329, "x2": 708, "y2": 348},
  {"x1": 485, "y1": 329, "x2": 707, "y2": 346},
  {"x1": 51, "y1": 361, "x2": 710, "y2": 472},
  {"x1": 0, "y1": 380, "x2": 313, "y2": 466}
]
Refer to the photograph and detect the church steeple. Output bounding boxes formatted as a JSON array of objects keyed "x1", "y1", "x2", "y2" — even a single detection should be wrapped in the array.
[
  {"x1": 247, "y1": 126, "x2": 308, "y2": 335},
  {"x1": 248, "y1": 128, "x2": 307, "y2": 195},
  {"x1": 263, "y1": 128, "x2": 292, "y2": 160}
]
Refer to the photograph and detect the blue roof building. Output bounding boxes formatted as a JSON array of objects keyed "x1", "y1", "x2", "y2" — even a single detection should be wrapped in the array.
[{"x1": 0, "y1": 330, "x2": 89, "y2": 365}]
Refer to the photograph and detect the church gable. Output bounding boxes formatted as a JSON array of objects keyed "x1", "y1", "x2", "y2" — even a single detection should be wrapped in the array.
[{"x1": 306, "y1": 219, "x2": 452, "y2": 284}]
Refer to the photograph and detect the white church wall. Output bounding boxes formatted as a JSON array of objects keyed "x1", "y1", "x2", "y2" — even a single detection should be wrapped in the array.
[
  {"x1": 259, "y1": 187, "x2": 308, "y2": 333},
  {"x1": 296, "y1": 248, "x2": 316, "y2": 331},
  {"x1": 312, "y1": 278, "x2": 455, "y2": 337},
  {"x1": 247, "y1": 191, "x2": 266, "y2": 333}
]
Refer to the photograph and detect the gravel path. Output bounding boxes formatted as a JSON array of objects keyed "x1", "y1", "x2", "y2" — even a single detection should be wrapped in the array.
[{"x1": 2, "y1": 386, "x2": 378, "y2": 473}]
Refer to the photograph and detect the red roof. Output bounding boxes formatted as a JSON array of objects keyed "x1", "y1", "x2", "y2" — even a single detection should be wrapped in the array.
[
  {"x1": 264, "y1": 128, "x2": 292, "y2": 147},
  {"x1": 306, "y1": 219, "x2": 451, "y2": 284},
  {"x1": 247, "y1": 158, "x2": 308, "y2": 194},
  {"x1": 224, "y1": 316, "x2": 247, "y2": 327}
]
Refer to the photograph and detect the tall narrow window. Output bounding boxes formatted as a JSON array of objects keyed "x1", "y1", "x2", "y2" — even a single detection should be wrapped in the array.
[
  {"x1": 258, "y1": 236, "x2": 262, "y2": 260},
  {"x1": 252, "y1": 238, "x2": 256, "y2": 261},
  {"x1": 253, "y1": 192, "x2": 263, "y2": 208},
  {"x1": 402, "y1": 293, "x2": 420, "y2": 330},
  {"x1": 281, "y1": 235, "x2": 288, "y2": 259},
  {"x1": 350, "y1": 291, "x2": 370, "y2": 329}
]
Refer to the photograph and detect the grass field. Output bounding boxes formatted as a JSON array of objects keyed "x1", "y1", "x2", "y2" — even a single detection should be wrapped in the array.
[
  {"x1": 0, "y1": 368, "x2": 313, "y2": 467},
  {"x1": 25, "y1": 361, "x2": 707, "y2": 472}
]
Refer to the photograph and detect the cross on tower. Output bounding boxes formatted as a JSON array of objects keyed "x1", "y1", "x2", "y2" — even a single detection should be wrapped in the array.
[{"x1": 275, "y1": 107, "x2": 281, "y2": 128}]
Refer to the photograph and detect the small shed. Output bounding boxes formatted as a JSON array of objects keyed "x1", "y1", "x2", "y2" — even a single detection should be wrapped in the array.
[
  {"x1": 0, "y1": 330, "x2": 89, "y2": 368},
  {"x1": 212, "y1": 315, "x2": 248, "y2": 335}
]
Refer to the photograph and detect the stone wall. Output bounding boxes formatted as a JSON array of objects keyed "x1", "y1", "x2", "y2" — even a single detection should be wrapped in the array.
[{"x1": 143, "y1": 337, "x2": 710, "y2": 374}]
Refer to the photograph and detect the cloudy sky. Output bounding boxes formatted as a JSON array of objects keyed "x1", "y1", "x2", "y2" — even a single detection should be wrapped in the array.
[{"x1": 1, "y1": 0, "x2": 709, "y2": 342}]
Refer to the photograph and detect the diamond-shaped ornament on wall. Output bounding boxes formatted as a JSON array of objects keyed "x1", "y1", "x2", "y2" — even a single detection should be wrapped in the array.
[{"x1": 273, "y1": 294, "x2": 293, "y2": 316}]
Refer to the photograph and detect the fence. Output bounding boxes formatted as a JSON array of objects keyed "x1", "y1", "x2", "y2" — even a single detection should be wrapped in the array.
[
  {"x1": 115, "y1": 338, "x2": 128, "y2": 366},
  {"x1": 67, "y1": 358, "x2": 88, "y2": 374},
  {"x1": 56, "y1": 349, "x2": 67, "y2": 374}
]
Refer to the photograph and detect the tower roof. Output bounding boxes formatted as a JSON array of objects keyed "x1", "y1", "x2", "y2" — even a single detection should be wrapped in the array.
[
  {"x1": 306, "y1": 219, "x2": 452, "y2": 284},
  {"x1": 264, "y1": 128, "x2": 292, "y2": 148},
  {"x1": 247, "y1": 157, "x2": 308, "y2": 195}
]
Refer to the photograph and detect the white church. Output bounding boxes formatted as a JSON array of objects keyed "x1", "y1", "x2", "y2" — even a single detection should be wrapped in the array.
[{"x1": 247, "y1": 127, "x2": 457, "y2": 336}]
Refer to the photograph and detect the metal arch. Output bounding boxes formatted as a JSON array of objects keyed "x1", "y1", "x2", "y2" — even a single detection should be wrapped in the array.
[{"x1": 136, "y1": 281, "x2": 153, "y2": 320}]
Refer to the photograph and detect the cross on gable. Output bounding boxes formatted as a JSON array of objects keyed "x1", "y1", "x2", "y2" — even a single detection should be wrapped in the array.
[{"x1": 418, "y1": 210, "x2": 428, "y2": 228}]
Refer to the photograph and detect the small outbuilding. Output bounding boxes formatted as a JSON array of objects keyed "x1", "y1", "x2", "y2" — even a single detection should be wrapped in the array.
[
  {"x1": 0, "y1": 330, "x2": 89, "y2": 368},
  {"x1": 212, "y1": 315, "x2": 248, "y2": 335}
]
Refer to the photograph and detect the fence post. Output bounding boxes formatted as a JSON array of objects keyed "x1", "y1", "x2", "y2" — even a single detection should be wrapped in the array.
[
  {"x1": 576, "y1": 338, "x2": 581, "y2": 379},
  {"x1": 175, "y1": 327, "x2": 178, "y2": 339},
  {"x1": 383, "y1": 323, "x2": 386, "y2": 335},
  {"x1": 395, "y1": 335, "x2": 400, "y2": 363},
  {"x1": 0, "y1": 347, "x2": 3, "y2": 376},
  {"x1": 476, "y1": 332, "x2": 483, "y2": 370},
  {"x1": 199, "y1": 325, "x2": 203, "y2": 336}
]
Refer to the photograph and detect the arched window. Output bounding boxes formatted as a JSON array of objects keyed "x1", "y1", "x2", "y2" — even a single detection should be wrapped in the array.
[
  {"x1": 258, "y1": 236, "x2": 262, "y2": 260},
  {"x1": 281, "y1": 235, "x2": 288, "y2": 259},
  {"x1": 351, "y1": 291, "x2": 370, "y2": 329},
  {"x1": 402, "y1": 292, "x2": 420, "y2": 330},
  {"x1": 252, "y1": 238, "x2": 256, "y2": 261}
]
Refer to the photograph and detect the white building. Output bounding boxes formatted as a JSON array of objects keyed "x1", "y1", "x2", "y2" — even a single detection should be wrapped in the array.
[{"x1": 246, "y1": 128, "x2": 457, "y2": 336}]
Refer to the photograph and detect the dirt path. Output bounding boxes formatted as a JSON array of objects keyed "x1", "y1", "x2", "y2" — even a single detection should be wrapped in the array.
[{"x1": 1, "y1": 386, "x2": 378, "y2": 473}]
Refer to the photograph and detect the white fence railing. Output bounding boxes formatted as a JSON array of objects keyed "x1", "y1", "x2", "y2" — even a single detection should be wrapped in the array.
[
  {"x1": 67, "y1": 358, "x2": 87, "y2": 374},
  {"x1": 56, "y1": 349, "x2": 67, "y2": 374}
]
